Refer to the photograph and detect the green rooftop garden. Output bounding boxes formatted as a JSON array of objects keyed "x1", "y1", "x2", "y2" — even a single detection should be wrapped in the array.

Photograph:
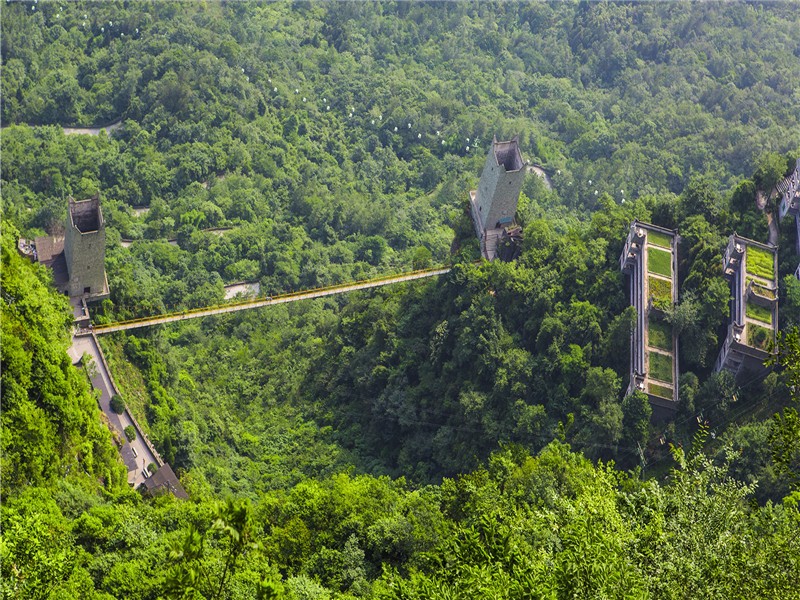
[
  {"x1": 648, "y1": 318, "x2": 672, "y2": 351},
  {"x1": 746, "y1": 301, "x2": 772, "y2": 325},
  {"x1": 649, "y1": 276, "x2": 672, "y2": 311},
  {"x1": 647, "y1": 230, "x2": 672, "y2": 249},
  {"x1": 747, "y1": 323, "x2": 773, "y2": 350},
  {"x1": 748, "y1": 278, "x2": 777, "y2": 299},
  {"x1": 649, "y1": 351, "x2": 673, "y2": 383},
  {"x1": 647, "y1": 247, "x2": 672, "y2": 277},
  {"x1": 746, "y1": 245, "x2": 775, "y2": 280},
  {"x1": 649, "y1": 382, "x2": 674, "y2": 400}
]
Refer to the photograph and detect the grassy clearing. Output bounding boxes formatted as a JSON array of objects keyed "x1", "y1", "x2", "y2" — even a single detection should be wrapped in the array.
[
  {"x1": 649, "y1": 382, "x2": 674, "y2": 400},
  {"x1": 647, "y1": 247, "x2": 672, "y2": 277},
  {"x1": 649, "y1": 277, "x2": 672, "y2": 311},
  {"x1": 648, "y1": 318, "x2": 672, "y2": 351},
  {"x1": 647, "y1": 230, "x2": 672, "y2": 249},
  {"x1": 746, "y1": 301, "x2": 772, "y2": 324},
  {"x1": 747, "y1": 323, "x2": 773, "y2": 350},
  {"x1": 746, "y1": 245, "x2": 774, "y2": 280},
  {"x1": 649, "y1": 351, "x2": 673, "y2": 383}
]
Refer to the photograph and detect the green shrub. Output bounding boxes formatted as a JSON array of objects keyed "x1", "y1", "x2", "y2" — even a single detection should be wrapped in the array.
[
  {"x1": 746, "y1": 246, "x2": 774, "y2": 280},
  {"x1": 747, "y1": 324, "x2": 772, "y2": 350},
  {"x1": 147, "y1": 462, "x2": 159, "y2": 474},
  {"x1": 649, "y1": 351, "x2": 673, "y2": 383},
  {"x1": 648, "y1": 319, "x2": 672, "y2": 351},
  {"x1": 647, "y1": 230, "x2": 672, "y2": 249},
  {"x1": 124, "y1": 425, "x2": 136, "y2": 442},
  {"x1": 649, "y1": 277, "x2": 672, "y2": 311},
  {"x1": 647, "y1": 248, "x2": 672, "y2": 277},
  {"x1": 649, "y1": 382, "x2": 674, "y2": 400},
  {"x1": 746, "y1": 302, "x2": 772, "y2": 324},
  {"x1": 110, "y1": 394, "x2": 125, "y2": 414}
]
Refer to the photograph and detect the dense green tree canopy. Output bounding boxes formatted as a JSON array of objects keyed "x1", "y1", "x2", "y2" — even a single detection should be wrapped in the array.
[{"x1": 2, "y1": 2, "x2": 800, "y2": 598}]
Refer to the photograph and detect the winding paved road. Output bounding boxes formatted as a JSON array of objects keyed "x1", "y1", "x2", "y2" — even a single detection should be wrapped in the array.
[
  {"x1": 69, "y1": 334, "x2": 160, "y2": 487},
  {"x1": 94, "y1": 267, "x2": 451, "y2": 334}
]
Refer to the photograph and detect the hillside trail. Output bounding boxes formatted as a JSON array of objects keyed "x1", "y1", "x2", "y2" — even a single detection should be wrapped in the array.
[
  {"x1": 756, "y1": 188, "x2": 779, "y2": 246},
  {"x1": 1, "y1": 120, "x2": 122, "y2": 136}
]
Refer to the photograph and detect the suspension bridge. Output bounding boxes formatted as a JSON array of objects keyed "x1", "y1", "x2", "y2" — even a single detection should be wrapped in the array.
[{"x1": 91, "y1": 266, "x2": 451, "y2": 334}]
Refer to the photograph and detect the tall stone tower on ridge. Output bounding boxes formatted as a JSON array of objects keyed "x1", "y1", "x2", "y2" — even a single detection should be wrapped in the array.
[
  {"x1": 469, "y1": 136, "x2": 528, "y2": 260},
  {"x1": 64, "y1": 195, "x2": 110, "y2": 299}
]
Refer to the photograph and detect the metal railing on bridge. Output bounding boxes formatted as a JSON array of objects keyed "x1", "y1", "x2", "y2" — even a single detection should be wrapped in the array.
[{"x1": 91, "y1": 265, "x2": 453, "y2": 334}]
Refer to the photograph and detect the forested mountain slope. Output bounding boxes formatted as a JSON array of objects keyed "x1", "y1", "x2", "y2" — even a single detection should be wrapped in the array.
[
  {"x1": 2, "y1": 251, "x2": 799, "y2": 597},
  {"x1": 3, "y1": 2, "x2": 800, "y2": 322},
  {"x1": 2, "y1": 1, "x2": 800, "y2": 598}
]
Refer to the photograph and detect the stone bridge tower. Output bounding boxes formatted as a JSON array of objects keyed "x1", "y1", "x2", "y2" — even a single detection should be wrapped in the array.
[
  {"x1": 469, "y1": 136, "x2": 528, "y2": 260},
  {"x1": 64, "y1": 195, "x2": 109, "y2": 299}
]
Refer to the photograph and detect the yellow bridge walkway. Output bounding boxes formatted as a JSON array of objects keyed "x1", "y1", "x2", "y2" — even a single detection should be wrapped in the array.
[{"x1": 93, "y1": 266, "x2": 451, "y2": 334}]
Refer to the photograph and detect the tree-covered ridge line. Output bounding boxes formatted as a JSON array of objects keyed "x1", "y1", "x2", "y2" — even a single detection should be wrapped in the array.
[
  {"x1": 3, "y1": 2, "x2": 800, "y2": 597},
  {"x1": 4, "y1": 2, "x2": 800, "y2": 202},
  {"x1": 3, "y1": 207, "x2": 798, "y2": 598},
  {"x1": 93, "y1": 157, "x2": 800, "y2": 501},
  {"x1": 3, "y1": 1, "x2": 799, "y2": 327},
  {"x1": 0, "y1": 222, "x2": 127, "y2": 491}
]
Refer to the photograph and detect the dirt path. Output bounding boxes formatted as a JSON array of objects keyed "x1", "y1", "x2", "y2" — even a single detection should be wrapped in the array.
[
  {"x1": 756, "y1": 187, "x2": 779, "y2": 246},
  {"x1": 528, "y1": 165, "x2": 553, "y2": 190},
  {"x1": 62, "y1": 120, "x2": 123, "y2": 136},
  {"x1": 224, "y1": 281, "x2": 260, "y2": 299},
  {"x1": 766, "y1": 211, "x2": 779, "y2": 246},
  {"x1": 2, "y1": 120, "x2": 123, "y2": 136}
]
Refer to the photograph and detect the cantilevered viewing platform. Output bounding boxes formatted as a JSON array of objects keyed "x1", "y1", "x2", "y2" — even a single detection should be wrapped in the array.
[
  {"x1": 620, "y1": 221, "x2": 679, "y2": 417},
  {"x1": 714, "y1": 234, "x2": 778, "y2": 381}
]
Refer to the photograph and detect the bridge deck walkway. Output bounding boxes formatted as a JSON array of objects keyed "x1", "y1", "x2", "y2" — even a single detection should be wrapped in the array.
[{"x1": 94, "y1": 267, "x2": 451, "y2": 334}]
